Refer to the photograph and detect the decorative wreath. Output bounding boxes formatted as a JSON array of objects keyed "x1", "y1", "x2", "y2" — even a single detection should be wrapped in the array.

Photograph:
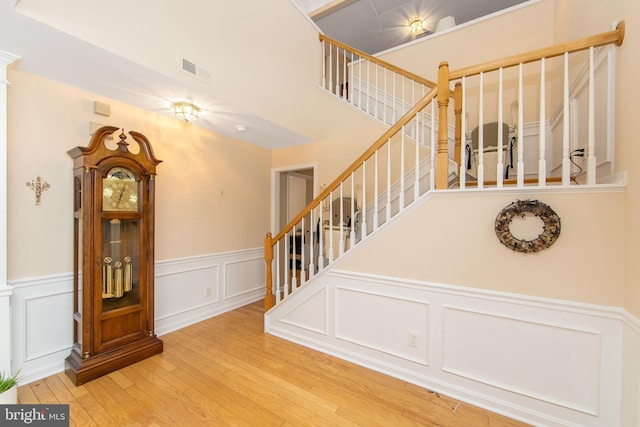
[{"x1": 495, "y1": 200, "x2": 561, "y2": 254}]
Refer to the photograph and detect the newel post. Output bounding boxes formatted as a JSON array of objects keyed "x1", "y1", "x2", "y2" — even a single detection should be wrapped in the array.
[
  {"x1": 454, "y1": 82, "x2": 462, "y2": 171},
  {"x1": 436, "y1": 61, "x2": 450, "y2": 189},
  {"x1": 264, "y1": 232, "x2": 275, "y2": 311}
]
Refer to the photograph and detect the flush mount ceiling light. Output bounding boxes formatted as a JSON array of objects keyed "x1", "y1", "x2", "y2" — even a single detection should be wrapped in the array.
[
  {"x1": 409, "y1": 18, "x2": 424, "y2": 33},
  {"x1": 173, "y1": 101, "x2": 200, "y2": 122}
]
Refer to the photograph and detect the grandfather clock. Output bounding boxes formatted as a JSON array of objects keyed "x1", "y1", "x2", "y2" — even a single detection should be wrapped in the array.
[{"x1": 65, "y1": 126, "x2": 163, "y2": 385}]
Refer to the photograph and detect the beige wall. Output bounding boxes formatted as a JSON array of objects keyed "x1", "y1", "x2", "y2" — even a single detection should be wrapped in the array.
[
  {"x1": 7, "y1": 70, "x2": 270, "y2": 279},
  {"x1": 272, "y1": 99, "x2": 388, "y2": 192},
  {"x1": 379, "y1": 1, "x2": 555, "y2": 82},
  {"x1": 550, "y1": 0, "x2": 640, "y2": 316},
  {"x1": 340, "y1": 190, "x2": 625, "y2": 307}
]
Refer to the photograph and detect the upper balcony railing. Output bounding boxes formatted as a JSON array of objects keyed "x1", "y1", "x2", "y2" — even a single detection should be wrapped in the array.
[
  {"x1": 440, "y1": 21, "x2": 625, "y2": 189},
  {"x1": 264, "y1": 21, "x2": 625, "y2": 311},
  {"x1": 320, "y1": 34, "x2": 439, "y2": 127}
]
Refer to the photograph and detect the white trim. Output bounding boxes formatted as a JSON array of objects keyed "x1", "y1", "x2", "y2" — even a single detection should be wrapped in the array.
[
  {"x1": 270, "y1": 162, "x2": 317, "y2": 236},
  {"x1": 0, "y1": 49, "x2": 20, "y2": 375}
]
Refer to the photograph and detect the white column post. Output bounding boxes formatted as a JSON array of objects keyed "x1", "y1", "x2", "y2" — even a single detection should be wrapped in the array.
[{"x1": 0, "y1": 50, "x2": 19, "y2": 375}]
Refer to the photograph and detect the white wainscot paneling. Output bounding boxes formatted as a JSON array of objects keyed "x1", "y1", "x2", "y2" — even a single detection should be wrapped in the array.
[
  {"x1": 335, "y1": 287, "x2": 429, "y2": 365},
  {"x1": 278, "y1": 287, "x2": 327, "y2": 335},
  {"x1": 442, "y1": 306, "x2": 600, "y2": 415},
  {"x1": 25, "y1": 292, "x2": 73, "y2": 361},
  {"x1": 155, "y1": 264, "x2": 220, "y2": 319},
  {"x1": 224, "y1": 256, "x2": 264, "y2": 299},
  {"x1": 10, "y1": 274, "x2": 74, "y2": 383},
  {"x1": 154, "y1": 249, "x2": 264, "y2": 336}
]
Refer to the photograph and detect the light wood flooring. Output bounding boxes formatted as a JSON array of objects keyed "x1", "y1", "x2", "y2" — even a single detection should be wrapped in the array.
[{"x1": 19, "y1": 301, "x2": 530, "y2": 426}]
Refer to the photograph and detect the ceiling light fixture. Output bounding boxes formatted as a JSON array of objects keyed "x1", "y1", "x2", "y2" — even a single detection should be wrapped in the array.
[
  {"x1": 173, "y1": 101, "x2": 200, "y2": 122},
  {"x1": 409, "y1": 18, "x2": 423, "y2": 33}
]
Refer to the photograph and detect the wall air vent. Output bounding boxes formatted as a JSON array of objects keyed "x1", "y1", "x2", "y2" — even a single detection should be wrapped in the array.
[{"x1": 181, "y1": 58, "x2": 211, "y2": 82}]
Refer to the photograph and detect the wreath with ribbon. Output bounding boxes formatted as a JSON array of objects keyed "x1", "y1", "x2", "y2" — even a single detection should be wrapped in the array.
[{"x1": 495, "y1": 200, "x2": 561, "y2": 253}]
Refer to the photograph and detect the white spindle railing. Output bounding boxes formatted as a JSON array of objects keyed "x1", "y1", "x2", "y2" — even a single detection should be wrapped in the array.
[
  {"x1": 265, "y1": 87, "x2": 438, "y2": 309},
  {"x1": 450, "y1": 21, "x2": 623, "y2": 189},
  {"x1": 320, "y1": 35, "x2": 436, "y2": 132}
]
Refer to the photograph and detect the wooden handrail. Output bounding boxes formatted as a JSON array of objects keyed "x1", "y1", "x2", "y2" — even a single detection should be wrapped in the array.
[
  {"x1": 270, "y1": 86, "x2": 438, "y2": 245},
  {"x1": 449, "y1": 21, "x2": 625, "y2": 80},
  {"x1": 319, "y1": 34, "x2": 438, "y2": 90}
]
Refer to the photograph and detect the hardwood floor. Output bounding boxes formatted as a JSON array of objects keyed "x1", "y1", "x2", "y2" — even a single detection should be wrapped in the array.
[{"x1": 19, "y1": 301, "x2": 530, "y2": 426}]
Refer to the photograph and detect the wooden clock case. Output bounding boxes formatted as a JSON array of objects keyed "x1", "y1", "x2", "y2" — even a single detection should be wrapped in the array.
[{"x1": 65, "y1": 126, "x2": 163, "y2": 385}]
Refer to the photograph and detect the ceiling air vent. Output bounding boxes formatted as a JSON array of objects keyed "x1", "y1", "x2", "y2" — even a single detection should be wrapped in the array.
[{"x1": 181, "y1": 58, "x2": 210, "y2": 81}]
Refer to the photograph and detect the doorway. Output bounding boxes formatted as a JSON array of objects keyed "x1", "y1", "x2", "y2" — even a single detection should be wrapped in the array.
[{"x1": 272, "y1": 164, "x2": 316, "y2": 234}]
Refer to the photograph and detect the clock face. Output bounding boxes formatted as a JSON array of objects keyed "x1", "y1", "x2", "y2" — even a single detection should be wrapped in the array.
[{"x1": 103, "y1": 167, "x2": 139, "y2": 212}]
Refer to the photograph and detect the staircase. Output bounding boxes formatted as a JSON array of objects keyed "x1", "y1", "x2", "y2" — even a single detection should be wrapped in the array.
[
  {"x1": 264, "y1": 22, "x2": 625, "y2": 311},
  {"x1": 262, "y1": 20, "x2": 628, "y2": 427}
]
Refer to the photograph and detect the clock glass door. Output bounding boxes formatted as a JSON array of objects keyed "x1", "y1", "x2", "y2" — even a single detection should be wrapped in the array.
[{"x1": 101, "y1": 217, "x2": 141, "y2": 311}]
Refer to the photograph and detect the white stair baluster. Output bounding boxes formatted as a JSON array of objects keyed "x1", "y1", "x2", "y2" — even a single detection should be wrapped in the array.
[
  {"x1": 402, "y1": 77, "x2": 406, "y2": 117},
  {"x1": 350, "y1": 172, "x2": 356, "y2": 249},
  {"x1": 318, "y1": 203, "x2": 324, "y2": 270},
  {"x1": 562, "y1": 52, "x2": 571, "y2": 186},
  {"x1": 430, "y1": 102, "x2": 436, "y2": 191},
  {"x1": 517, "y1": 63, "x2": 525, "y2": 187},
  {"x1": 587, "y1": 46, "x2": 596, "y2": 185},
  {"x1": 328, "y1": 190, "x2": 334, "y2": 263},
  {"x1": 373, "y1": 150, "x2": 379, "y2": 232},
  {"x1": 460, "y1": 77, "x2": 466, "y2": 189},
  {"x1": 497, "y1": 68, "x2": 504, "y2": 188},
  {"x1": 477, "y1": 72, "x2": 484, "y2": 188},
  {"x1": 284, "y1": 231, "x2": 290, "y2": 297},
  {"x1": 335, "y1": 47, "x2": 340, "y2": 95},
  {"x1": 275, "y1": 240, "x2": 280, "y2": 303},
  {"x1": 374, "y1": 63, "x2": 379, "y2": 119},
  {"x1": 415, "y1": 112, "x2": 420, "y2": 200},
  {"x1": 383, "y1": 68, "x2": 387, "y2": 124},
  {"x1": 358, "y1": 55, "x2": 363, "y2": 110},
  {"x1": 361, "y1": 161, "x2": 368, "y2": 239},
  {"x1": 400, "y1": 126, "x2": 405, "y2": 210},
  {"x1": 392, "y1": 71, "x2": 396, "y2": 123},
  {"x1": 386, "y1": 139, "x2": 391, "y2": 223},
  {"x1": 366, "y1": 61, "x2": 371, "y2": 115},
  {"x1": 348, "y1": 51, "x2": 354, "y2": 104},
  {"x1": 291, "y1": 228, "x2": 297, "y2": 289},
  {"x1": 321, "y1": 40, "x2": 326, "y2": 90},
  {"x1": 308, "y1": 209, "x2": 315, "y2": 279},
  {"x1": 339, "y1": 183, "x2": 344, "y2": 257},
  {"x1": 327, "y1": 44, "x2": 333, "y2": 93},
  {"x1": 342, "y1": 48, "x2": 347, "y2": 99},
  {"x1": 538, "y1": 57, "x2": 547, "y2": 186},
  {"x1": 300, "y1": 217, "x2": 306, "y2": 285}
]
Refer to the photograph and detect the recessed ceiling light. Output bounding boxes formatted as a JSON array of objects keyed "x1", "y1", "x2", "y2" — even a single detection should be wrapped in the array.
[{"x1": 409, "y1": 18, "x2": 424, "y2": 33}]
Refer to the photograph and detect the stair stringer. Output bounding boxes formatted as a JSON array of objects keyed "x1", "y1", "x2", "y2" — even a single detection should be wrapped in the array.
[{"x1": 265, "y1": 186, "x2": 628, "y2": 427}]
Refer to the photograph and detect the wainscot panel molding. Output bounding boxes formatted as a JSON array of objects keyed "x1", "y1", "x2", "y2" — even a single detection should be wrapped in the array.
[
  {"x1": 265, "y1": 269, "x2": 632, "y2": 427},
  {"x1": 10, "y1": 248, "x2": 264, "y2": 384}
]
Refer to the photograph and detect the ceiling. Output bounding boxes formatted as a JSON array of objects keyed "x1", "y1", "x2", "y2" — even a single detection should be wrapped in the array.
[
  {"x1": 294, "y1": 0, "x2": 529, "y2": 54},
  {"x1": 0, "y1": 1, "x2": 529, "y2": 150}
]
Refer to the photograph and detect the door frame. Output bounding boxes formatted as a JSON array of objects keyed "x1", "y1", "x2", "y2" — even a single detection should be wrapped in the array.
[{"x1": 270, "y1": 162, "x2": 317, "y2": 235}]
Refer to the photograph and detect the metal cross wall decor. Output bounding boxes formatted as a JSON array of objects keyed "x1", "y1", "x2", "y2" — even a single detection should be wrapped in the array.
[{"x1": 26, "y1": 176, "x2": 51, "y2": 206}]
